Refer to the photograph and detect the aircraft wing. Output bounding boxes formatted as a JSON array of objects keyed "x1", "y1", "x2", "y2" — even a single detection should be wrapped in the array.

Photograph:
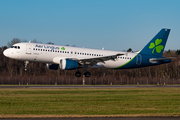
[{"x1": 68, "y1": 53, "x2": 124, "y2": 65}]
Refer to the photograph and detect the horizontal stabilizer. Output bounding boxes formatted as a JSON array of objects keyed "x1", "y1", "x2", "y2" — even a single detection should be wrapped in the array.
[
  {"x1": 150, "y1": 57, "x2": 175, "y2": 61},
  {"x1": 149, "y1": 57, "x2": 175, "y2": 63}
]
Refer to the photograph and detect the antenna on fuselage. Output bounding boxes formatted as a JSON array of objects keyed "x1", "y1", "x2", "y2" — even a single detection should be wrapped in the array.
[
  {"x1": 102, "y1": 47, "x2": 104, "y2": 50},
  {"x1": 29, "y1": 40, "x2": 31, "y2": 43}
]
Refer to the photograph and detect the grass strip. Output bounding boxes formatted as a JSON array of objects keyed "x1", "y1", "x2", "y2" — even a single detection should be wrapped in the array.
[{"x1": 0, "y1": 88, "x2": 180, "y2": 117}]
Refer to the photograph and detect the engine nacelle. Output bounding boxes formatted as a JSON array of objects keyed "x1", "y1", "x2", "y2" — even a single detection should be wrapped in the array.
[
  {"x1": 59, "y1": 59, "x2": 78, "y2": 70},
  {"x1": 46, "y1": 63, "x2": 59, "y2": 70}
]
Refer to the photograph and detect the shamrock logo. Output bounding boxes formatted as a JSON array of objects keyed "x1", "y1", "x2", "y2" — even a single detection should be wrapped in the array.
[
  {"x1": 149, "y1": 39, "x2": 164, "y2": 53},
  {"x1": 61, "y1": 47, "x2": 65, "y2": 50}
]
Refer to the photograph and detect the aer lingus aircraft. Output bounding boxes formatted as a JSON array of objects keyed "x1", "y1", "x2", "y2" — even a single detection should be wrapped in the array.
[{"x1": 3, "y1": 28, "x2": 171, "y2": 77}]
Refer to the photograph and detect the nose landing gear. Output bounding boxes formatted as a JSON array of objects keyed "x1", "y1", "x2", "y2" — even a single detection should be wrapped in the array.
[{"x1": 24, "y1": 61, "x2": 29, "y2": 71}]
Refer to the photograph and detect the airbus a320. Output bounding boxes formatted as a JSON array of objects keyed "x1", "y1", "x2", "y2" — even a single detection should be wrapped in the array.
[{"x1": 3, "y1": 29, "x2": 172, "y2": 77}]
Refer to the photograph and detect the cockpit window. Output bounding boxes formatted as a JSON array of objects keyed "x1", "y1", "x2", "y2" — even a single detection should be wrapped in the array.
[{"x1": 11, "y1": 46, "x2": 20, "y2": 49}]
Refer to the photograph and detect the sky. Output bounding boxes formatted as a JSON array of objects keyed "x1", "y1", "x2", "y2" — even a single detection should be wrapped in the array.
[{"x1": 0, "y1": 0, "x2": 180, "y2": 51}]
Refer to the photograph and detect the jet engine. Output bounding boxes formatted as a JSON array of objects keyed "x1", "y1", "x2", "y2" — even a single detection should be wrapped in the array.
[
  {"x1": 46, "y1": 63, "x2": 59, "y2": 70},
  {"x1": 59, "y1": 59, "x2": 78, "y2": 70}
]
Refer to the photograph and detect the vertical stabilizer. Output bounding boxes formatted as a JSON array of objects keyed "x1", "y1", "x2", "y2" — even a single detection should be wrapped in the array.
[{"x1": 140, "y1": 29, "x2": 170, "y2": 57}]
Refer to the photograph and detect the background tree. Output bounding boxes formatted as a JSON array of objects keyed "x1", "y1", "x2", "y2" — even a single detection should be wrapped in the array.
[
  {"x1": 7, "y1": 38, "x2": 21, "y2": 48},
  {"x1": 127, "y1": 48, "x2": 132, "y2": 52},
  {"x1": 47, "y1": 42, "x2": 54, "y2": 45}
]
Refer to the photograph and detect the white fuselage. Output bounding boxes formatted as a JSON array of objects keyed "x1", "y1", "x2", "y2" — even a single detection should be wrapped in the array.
[{"x1": 3, "y1": 43, "x2": 137, "y2": 69}]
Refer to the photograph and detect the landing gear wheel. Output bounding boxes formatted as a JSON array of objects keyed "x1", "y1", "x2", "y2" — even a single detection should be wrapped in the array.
[
  {"x1": 75, "y1": 71, "x2": 81, "y2": 77},
  {"x1": 84, "y1": 71, "x2": 91, "y2": 77}
]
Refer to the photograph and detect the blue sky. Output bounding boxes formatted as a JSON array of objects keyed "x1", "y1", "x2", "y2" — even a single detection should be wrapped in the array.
[{"x1": 0, "y1": 0, "x2": 180, "y2": 51}]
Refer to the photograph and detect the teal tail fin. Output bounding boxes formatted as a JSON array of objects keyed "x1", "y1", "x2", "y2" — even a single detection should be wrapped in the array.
[{"x1": 140, "y1": 28, "x2": 170, "y2": 57}]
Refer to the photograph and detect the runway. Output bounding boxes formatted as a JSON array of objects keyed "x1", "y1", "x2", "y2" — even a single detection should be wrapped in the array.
[{"x1": 0, "y1": 85, "x2": 180, "y2": 89}]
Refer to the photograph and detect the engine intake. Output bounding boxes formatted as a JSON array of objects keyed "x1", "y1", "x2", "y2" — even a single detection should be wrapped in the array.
[
  {"x1": 46, "y1": 64, "x2": 59, "y2": 70},
  {"x1": 60, "y1": 59, "x2": 78, "y2": 70}
]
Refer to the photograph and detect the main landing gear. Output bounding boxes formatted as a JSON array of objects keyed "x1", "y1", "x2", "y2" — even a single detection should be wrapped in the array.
[
  {"x1": 75, "y1": 71, "x2": 81, "y2": 77},
  {"x1": 75, "y1": 66, "x2": 91, "y2": 77},
  {"x1": 24, "y1": 61, "x2": 29, "y2": 71},
  {"x1": 75, "y1": 71, "x2": 91, "y2": 77},
  {"x1": 84, "y1": 71, "x2": 91, "y2": 77}
]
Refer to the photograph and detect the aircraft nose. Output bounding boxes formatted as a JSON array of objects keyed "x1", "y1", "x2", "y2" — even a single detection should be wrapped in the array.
[{"x1": 3, "y1": 49, "x2": 9, "y2": 57}]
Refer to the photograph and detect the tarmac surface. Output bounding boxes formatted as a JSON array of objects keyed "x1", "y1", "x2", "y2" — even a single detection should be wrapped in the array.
[{"x1": 0, "y1": 85, "x2": 180, "y2": 89}]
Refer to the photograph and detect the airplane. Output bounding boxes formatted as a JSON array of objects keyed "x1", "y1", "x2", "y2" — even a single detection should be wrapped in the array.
[{"x1": 3, "y1": 28, "x2": 172, "y2": 77}]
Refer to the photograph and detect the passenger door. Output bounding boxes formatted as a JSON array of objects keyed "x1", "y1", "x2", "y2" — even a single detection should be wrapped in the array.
[{"x1": 26, "y1": 44, "x2": 31, "y2": 54}]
